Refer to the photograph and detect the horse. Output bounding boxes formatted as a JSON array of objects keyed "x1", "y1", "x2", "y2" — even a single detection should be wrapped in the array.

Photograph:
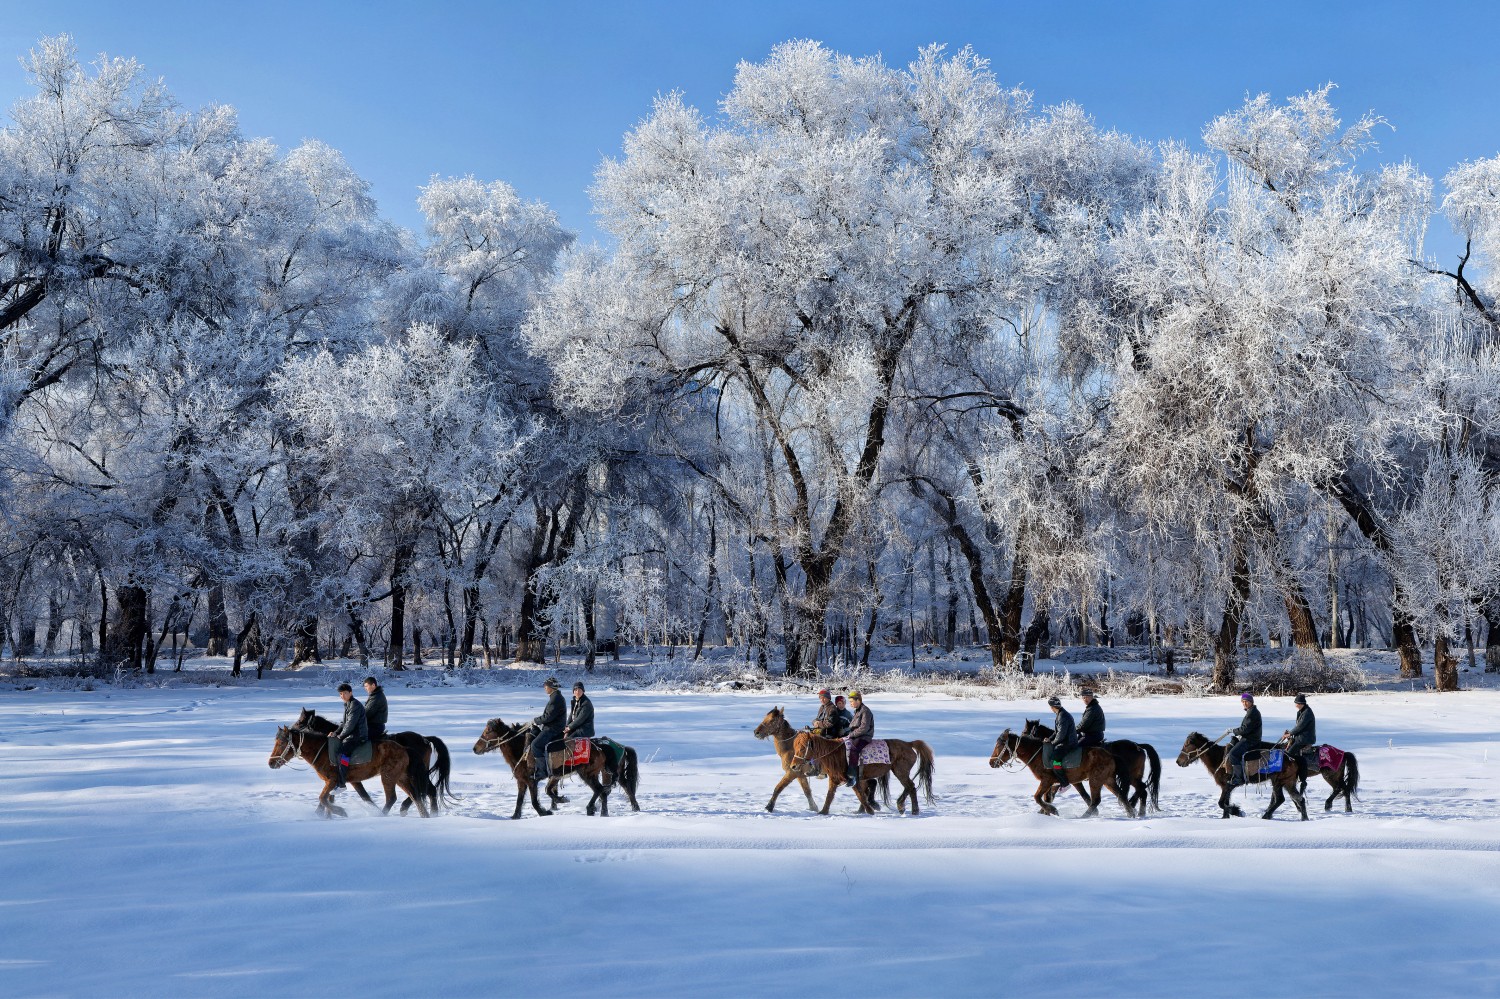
[
  {"x1": 294, "y1": 708, "x2": 454, "y2": 815},
  {"x1": 1175, "y1": 732, "x2": 1308, "y2": 820},
  {"x1": 988, "y1": 728, "x2": 1134, "y2": 817},
  {"x1": 268, "y1": 723, "x2": 429, "y2": 818},
  {"x1": 472, "y1": 718, "x2": 640, "y2": 819},
  {"x1": 1296, "y1": 747, "x2": 1361, "y2": 813},
  {"x1": 786, "y1": 730, "x2": 935, "y2": 815},
  {"x1": 753, "y1": 706, "x2": 821, "y2": 812},
  {"x1": 1022, "y1": 719, "x2": 1161, "y2": 816}
]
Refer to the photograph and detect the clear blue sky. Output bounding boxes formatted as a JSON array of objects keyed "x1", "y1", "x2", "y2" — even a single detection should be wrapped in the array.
[{"x1": 1, "y1": 0, "x2": 1492, "y2": 264}]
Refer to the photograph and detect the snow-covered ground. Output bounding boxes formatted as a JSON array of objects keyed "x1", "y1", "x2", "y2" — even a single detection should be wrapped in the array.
[{"x1": 2, "y1": 661, "x2": 1498, "y2": 997}]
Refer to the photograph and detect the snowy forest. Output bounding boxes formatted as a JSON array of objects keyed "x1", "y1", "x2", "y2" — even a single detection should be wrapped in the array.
[{"x1": 4, "y1": 35, "x2": 1500, "y2": 691}]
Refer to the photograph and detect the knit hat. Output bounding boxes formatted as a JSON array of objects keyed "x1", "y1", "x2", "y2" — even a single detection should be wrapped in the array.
[
  {"x1": 1080, "y1": 688, "x2": 1095, "y2": 698},
  {"x1": 544, "y1": 677, "x2": 560, "y2": 689},
  {"x1": 817, "y1": 688, "x2": 831, "y2": 697},
  {"x1": 1240, "y1": 692, "x2": 1254, "y2": 702},
  {"x1": 1293, "y1": 693, "x2": 1307, "y2": 705},
  {"x1": 573, "y1": 681, "x2": 585, "y2": 692},
  {"x1": 1047, "y1": 695, "x2": 1062, "y2": 707}
]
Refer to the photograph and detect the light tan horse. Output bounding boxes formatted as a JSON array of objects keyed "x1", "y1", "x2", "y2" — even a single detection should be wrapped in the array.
[
  {"x1": 988, "y1": 728, "x2": 1133, "y2": 817},
  {"x1": 268, "y1": 724, "x2": 429, "y2": 818},
  {"x1": 787, "y1": 731, "x2": 936, "y2": 815},
  {"x1": 753, "y1": 706, "x2": 818, "y2": 812}
]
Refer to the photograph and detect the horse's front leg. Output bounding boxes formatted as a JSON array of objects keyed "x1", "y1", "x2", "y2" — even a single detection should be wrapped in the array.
[
  {"x1": 1263, "y1": 783, "x2": 1283, "y2": 820},
  {"x1": 766, "y1": 771, "x2": 797, "y2": 813},
  {"x1": 512, "y1": 781, "x2": 528, "y2": 820},
  {"x1": 529, "y1": 778, "x2": 552, "y2": 816},
  {"x1": 1034, "y1": 781, "x2": 1058, "y2": 816},
  {"x1": 820, "y1": 775, "x2": 840, "y2": 815},
  {"x1": 1218, "y1": 783, "x2": 1236, "y2": 819},
  {"x1": 319, "y1": 780, "x2": 345, "y2": 818}
]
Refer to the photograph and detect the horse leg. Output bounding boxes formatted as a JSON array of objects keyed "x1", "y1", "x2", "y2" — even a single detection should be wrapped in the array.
[
  {"x1": 1219, "y1": 784, "x2": 1235, "y2": 819},
  {"x1": 512, "y1": 781, "x2": 528, "y2": 820},
  {"x1": 1034, "y1": 782, "x2": 1058, "y2": 816},
  {"x1": 798, "y1": 775, "x2": 817, "y2": 810},
  {"x1": 766, "y1": 772, "x2": 797, "y2": 813},
  {"x1": 1290, "y1": 780, "x2": 1309, "y2": 821},
  {"x1": 529, "y1": 778, "x2": 552, "y2": 816},
  {"x1": 393, "y1": 769, "x2": 430, "y2": 818},
  {"x1": 351, "y1": 781, "x2": 376, "y2": 807},
  {"x1": 1263, "y1": 783, "x2": 1283, "y2": 820},
  {"x1": 820, "y1": 776, "x2": 839, "y2": 815},
  {"x1": 897, "y1": 773, "x2": 918, "y2": 815},
  {"x1": 1106, "y1": 775, "x2": 1133, "y2": 817}
]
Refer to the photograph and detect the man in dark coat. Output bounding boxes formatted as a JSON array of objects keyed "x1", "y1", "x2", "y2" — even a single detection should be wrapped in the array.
[
  {"x1": 362, "y1": 676, "x2": 388, "y2": 741},
  {"x1": 1047, "y1": 695, "x2": 1079, "y2": 779},
  {"x1": 1227, "y1": 692, "x2": 1263, "y2": 785},
  {"x1": 1077, "y1": 689, "x2": 1105, "y2": 748},
  {"x1": 1283, "y1": 693, "x2": 1316, "y2": 769},
  {"x1": 528, "y1": 677, "x2": 567, "y2": 780},
  {"x1": 328, "y1": 683, "x2": 369, "y2": 789},
  {"x1": 834, "y1": 695, "x2": 853, "y2": 738},
  {"x1": 810, "y1": 689, "x2": 839, "y2": 737},
  {"x1": 564, "y1": 681, "x2": 595, "y2": 739},
  {"x1": 843, "y1": 690, "x2": 874, "y2": 787}
]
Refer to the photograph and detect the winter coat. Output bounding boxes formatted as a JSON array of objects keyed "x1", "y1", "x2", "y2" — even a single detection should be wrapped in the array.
[
  {"x1": 533, "y1": 689, "x2": 566, "y2": 733},
  {"x1": 1232, "y1": 705, "x2": 1263, "y2": 746},
  {"x1": 1049, "y1": 707, "x2": 1078, "y2": 750},
  {"x1": 334, "y1": 697, "x2": 369, "y2": 747},
  {"x1": 846, "y1": 703, "x2": 874, "y2": 741},
  {"x1": 836, "y1": 707, "x2": 853, "y2": 738},
  {"x1": 363, "y1": 687, "x2": 388, "y2": 741},
  {"x1": 1078, "y1": 701, "x2": 1105, "y2": 742},
  {"x1": 812, "y1": 701, "x2": 840, "y2": 737},
  {"x1": 565, "y1": 694, "x2": 595, "y2": 738},
  {"x1": 1287, "y1": 705, "x2": 1316, "y2": 754}
]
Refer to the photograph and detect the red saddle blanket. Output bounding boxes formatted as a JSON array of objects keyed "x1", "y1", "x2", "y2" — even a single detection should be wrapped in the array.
[
  {"x1": 566, "y1": 738, "x2": 592, "y2": 767},
  {"x1": 1317, "y1": 745, "x2": 1345, "y2": 772},
  {"x1": 858, "y1": 740, "x2": 891, "y2": 766}
]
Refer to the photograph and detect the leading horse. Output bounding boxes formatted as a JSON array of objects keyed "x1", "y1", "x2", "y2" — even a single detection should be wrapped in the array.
[{"x1": 753, "y1": 706, "x2": 820, "y2": 812}]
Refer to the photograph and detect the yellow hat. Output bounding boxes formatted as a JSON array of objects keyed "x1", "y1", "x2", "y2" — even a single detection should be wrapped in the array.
[{"x1": 847, "y1": 689, "x2": 862, "y2": 700}]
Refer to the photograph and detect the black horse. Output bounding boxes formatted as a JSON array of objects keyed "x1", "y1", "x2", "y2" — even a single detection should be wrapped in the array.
[{"x1": 1296, "y1": 746, "x2": 1361, "y2": 812}]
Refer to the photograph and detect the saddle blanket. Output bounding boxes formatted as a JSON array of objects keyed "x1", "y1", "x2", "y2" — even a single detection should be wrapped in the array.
[
  {"x1": 859, "y1": 740, "x2": 891, "y2": 766},
  {"x1": 339, "y1": 741, "x2": 374, "y2": 767},
  {"x1": 1317, "y1": 744, "x2": 1346, "y2": 772},
  {"x1": 547, "y1": 738, "x2": 593, "y2": 770}
]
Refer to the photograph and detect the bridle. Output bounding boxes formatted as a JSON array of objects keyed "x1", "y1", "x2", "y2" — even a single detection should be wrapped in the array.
[
  {"x1": 274, "y1": 726, "x2": 327, "y2": 768},
  {"x1": 1180, "y1": 734, "x2": 1224, "y2": 765},
  {"x1": 477, "y1": 721, "x2": 531, "y2": 755},
  {"x1": 790, "y1": 731, "x2": 840, "y2": 773},
  {"x1": 992, "y1": 731, "x2": 1046, "y2": 773}
]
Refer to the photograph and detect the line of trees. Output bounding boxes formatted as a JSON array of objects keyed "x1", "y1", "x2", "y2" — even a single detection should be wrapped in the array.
[{"x1": 4, "y1": 38, "x2": 1499, "y2": 689}]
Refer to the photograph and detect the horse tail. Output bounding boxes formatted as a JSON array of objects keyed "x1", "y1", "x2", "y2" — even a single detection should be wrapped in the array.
[
  {"x1": 428, "y1": 736, "x2": 457, "y2": 805},
  {"x1": 396, "y1": 734, "x2": 432, "y2": 800},
  {"x1": 913, "y1": 740, "x2": 937, "y2": 804},
  {"x1": 1343, "y1": 751, "x2": 1360, "y2": 802},
  {"x1": 879, "y1": 772, "x2": 893, "y2": 807},
  {"x1": 1144, "y1": 743, "x2": 1162, "y2": 812},
  {"x1": 619, "y1": 746, "x2": 640, "y2": 800}
]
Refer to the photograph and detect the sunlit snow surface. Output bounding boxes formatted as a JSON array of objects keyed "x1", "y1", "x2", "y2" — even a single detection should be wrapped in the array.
[{"x1": 2, "y1": 661, "x2": 1498, "y2": 997}]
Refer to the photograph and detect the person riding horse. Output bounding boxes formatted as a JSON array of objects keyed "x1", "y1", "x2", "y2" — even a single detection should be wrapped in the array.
[
  {"x1": 1283, "y1": 693, "x2": 1316, "y2": 769},
  {"x1": 329, "y1": 682, "x2": 369, "y2": 789},
  {"x1": 528, "y1": 677, "x2": 567, "y2": 782},
  {"x1": 1227, "y1": 692, "x2": 1263, "y2": 786},
  {"x1": 565, "y1": 681, "x2": 595, "y2": 739},
  {"x1": 834, "y1": 695, "x2": 853, "y2": 738},
  {"x1": 811, "y1": 689, "x2": 840, "y2": 737},
  {"x1": 362, "y1": 676, "x2": 388, "y2": 742},
  {"x1": 843, "y1": 690, "x2": 874, "y2": 787},
  {"x1": 1046, "y1": 695, "x2": 1079, "y2": 778},
  {"x1": 1078, "y1": 689, "x2": 1105, "y2": 748}
]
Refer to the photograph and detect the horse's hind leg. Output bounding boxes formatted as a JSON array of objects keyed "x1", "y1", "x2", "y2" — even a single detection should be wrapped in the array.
[
  {"x1": 1291, "y1": 783, "x2": 1309, "y2": 821},
  {"x1": 798, "y1": 775, "x2": 816, "y2": 810},
  {"x1": 1262, "y1": 784, "x2": 1283, "y2": 819}
]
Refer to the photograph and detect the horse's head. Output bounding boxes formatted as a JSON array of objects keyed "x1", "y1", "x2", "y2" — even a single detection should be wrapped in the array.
[
  {"x1": 475, "y1": 718, "x2": 519, "y2": 756},
  {"x1": 988, "y1": 728, "x2": 1016, "y2": 768},
  {"x1": 753, "y1": 706, "x2": 785, "y2": 741},
  {"x1": 269, "y1": 725, "x2": 295, "y2": 769},
  {"x1": 1022, "y1": 718, "x2": 1050, "y2": 739},
  {"x1": 786, "y1": 730, "x2": 817, "y2": 776},
  {"x1": 1176, "y1": 732, "x2": 1208, "y2": 768}
]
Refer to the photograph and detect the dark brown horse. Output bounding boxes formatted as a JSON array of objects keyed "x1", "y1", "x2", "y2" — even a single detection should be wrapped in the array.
[
  {"x1": 786, "y1": 731, "x2": 935, "y2": 815},
  {"x1": 293, "y1": 708, "x2": 454, "y2": 815},
  {"x1": 472, "y1": 718, "x2": 640, "y2": 819},
  {"x1": 1022, "y1": 719, "x2": 1161, "y2": 816},
  {"x1": 753, "y1": 706, "x2": 820, "y2": 812},
  {"x1": 268, "y1": 724, "x2": 429, "y2": 818},
  {"x1": 1175, "y1": 732, "x2": 1308, "y2": 820},
  {"x1": 988, "y1": 728, "x2": 1134, "y2": 817}
]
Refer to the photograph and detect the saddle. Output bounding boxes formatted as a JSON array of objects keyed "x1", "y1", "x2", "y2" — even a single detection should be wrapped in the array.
[
  {"x1": 1050, "y1": 746, "x2": 1083, "y2": 772},
  {"x1": 339, "y1": 741, "x2": 374, "y2": 767},
  {"x1": 548, "y1": 738, "x2": 592, "y2": 770}
]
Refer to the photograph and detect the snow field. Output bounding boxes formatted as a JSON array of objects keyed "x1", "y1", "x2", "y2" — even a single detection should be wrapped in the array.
[{"x1": 2, "y1": 679, "x2": 1499, "y2": 996}]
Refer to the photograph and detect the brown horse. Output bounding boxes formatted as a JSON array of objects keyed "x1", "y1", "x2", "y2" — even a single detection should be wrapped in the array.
[
  {"x1": 753, "y1": 706, "x2": 819, "y2": 812},
  {"x1": 786, "y1": 731, "x2": 935, "y2": 815},
  {"x1": 1022, "y1": 719, "x2": 1161, "y2": 816},
  {"x1": 988, "y1": 728, "x2": 1134, "y2": 817},
  {"x1": 293, "y1": 708, "x2": 454, "y2": 815},
  {"x1": 1175, "y1": 732, "x2": 1308, "y2": 820},
  {"x1": 268, "y1": 724, "x2": 429, "y2": 818},
  {"x1": 472, "y1": 718, "x2": 640, "y2": 819}
]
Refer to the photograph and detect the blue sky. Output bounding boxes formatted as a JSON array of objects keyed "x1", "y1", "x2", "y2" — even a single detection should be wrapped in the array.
[{"x1": 1, "y1": 0, "x2": 1493, "y2": 263}]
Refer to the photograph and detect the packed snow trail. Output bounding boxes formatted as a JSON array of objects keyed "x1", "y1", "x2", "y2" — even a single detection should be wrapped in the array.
[{"x1": 2, "y1": 679, "x2": 1498, "y2": 996}]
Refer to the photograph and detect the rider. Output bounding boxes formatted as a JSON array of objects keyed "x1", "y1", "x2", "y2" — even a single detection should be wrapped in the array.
[
  {"x1": 1077, "y1": 688, "x2": 1105, "y2": 748},
  {"x1": 1227, "y1": 692, "x2": 1263, "y2": 786},
  {"x1": 843, "y1": 690, "x2": 874, "y2": 787},
  {"x1": 328, "y1": 682, "x2": 369, "y2": 789},
  {"x1": 834, "y1": 695, "x2": 853, "y2": 738},
  {"x1": 362, "y1": 676, "x2": 388, "y2": 742},
  {"x1": 1047, "y1": 695, "x2": 1079, "y2": 781},
  {"x1": 528, "y1": 676, "x2": 568, "y2": 782},
  {"x1": 811, "y1": 689, "x2": 840, "y2": 737},
  {"x1": 1283, "y1": 693, "x2": 1316, "y2": 767},
  {"x1": 564, "y1": 681, "x2": 595, "y2": 739}
]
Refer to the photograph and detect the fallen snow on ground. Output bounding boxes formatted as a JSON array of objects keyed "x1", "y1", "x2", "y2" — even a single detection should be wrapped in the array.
[{"x1": 2, "y1": 666, "x2": 1498, "y2": 997}]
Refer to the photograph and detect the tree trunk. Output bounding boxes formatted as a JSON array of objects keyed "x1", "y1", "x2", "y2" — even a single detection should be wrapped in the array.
[
  {"x1": 206, "y1": 584, "x2": 229, "y2": 656},
  {"x1": 347, "y1": 606, "x2": 371, "y2": 668},
  {"x1": 1485, "y1": 602, "x2": 1500, "y2": 672},
  {"x1": 583, "y1": 587, "x2": 597, "y2": 672},
  {"x1": 998, "y1": 538, "x2": 1029, "y2": 668},
  {"x1": 44, "y1": 592, "x2": 62, "y2": 656},
  {"x1": 1323, "y1": 476, "x2": 1421, "y2": 675},
  {"x1": 291, "y1": 614, "x2": 320, "y2": 666},
  {"x1": 388, "y1": 541, "x2": 413, "y2": 669},
  {"x1": 1214, "y1": 538, "x2": 1251, "y2": 691},
  {"x1": 103, "y1": 585, "x2": 148, "y2": 671},
  {"x1": 1434, "y1": 633, "x2": 1460, "y2": 691}
]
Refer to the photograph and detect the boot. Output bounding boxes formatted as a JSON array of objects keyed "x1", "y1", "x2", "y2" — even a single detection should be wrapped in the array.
[
  {"x1": 845, "y1": 763, "x2": 860, "y2": 788},
  {"x1": 335, "y1": 760, "x2": 348, "y2": 790}
]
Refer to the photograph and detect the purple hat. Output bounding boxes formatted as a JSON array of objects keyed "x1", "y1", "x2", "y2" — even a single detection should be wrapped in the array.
[{"x1": 1240, "y1": 692, "x2": 1254, "y2": 701}]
